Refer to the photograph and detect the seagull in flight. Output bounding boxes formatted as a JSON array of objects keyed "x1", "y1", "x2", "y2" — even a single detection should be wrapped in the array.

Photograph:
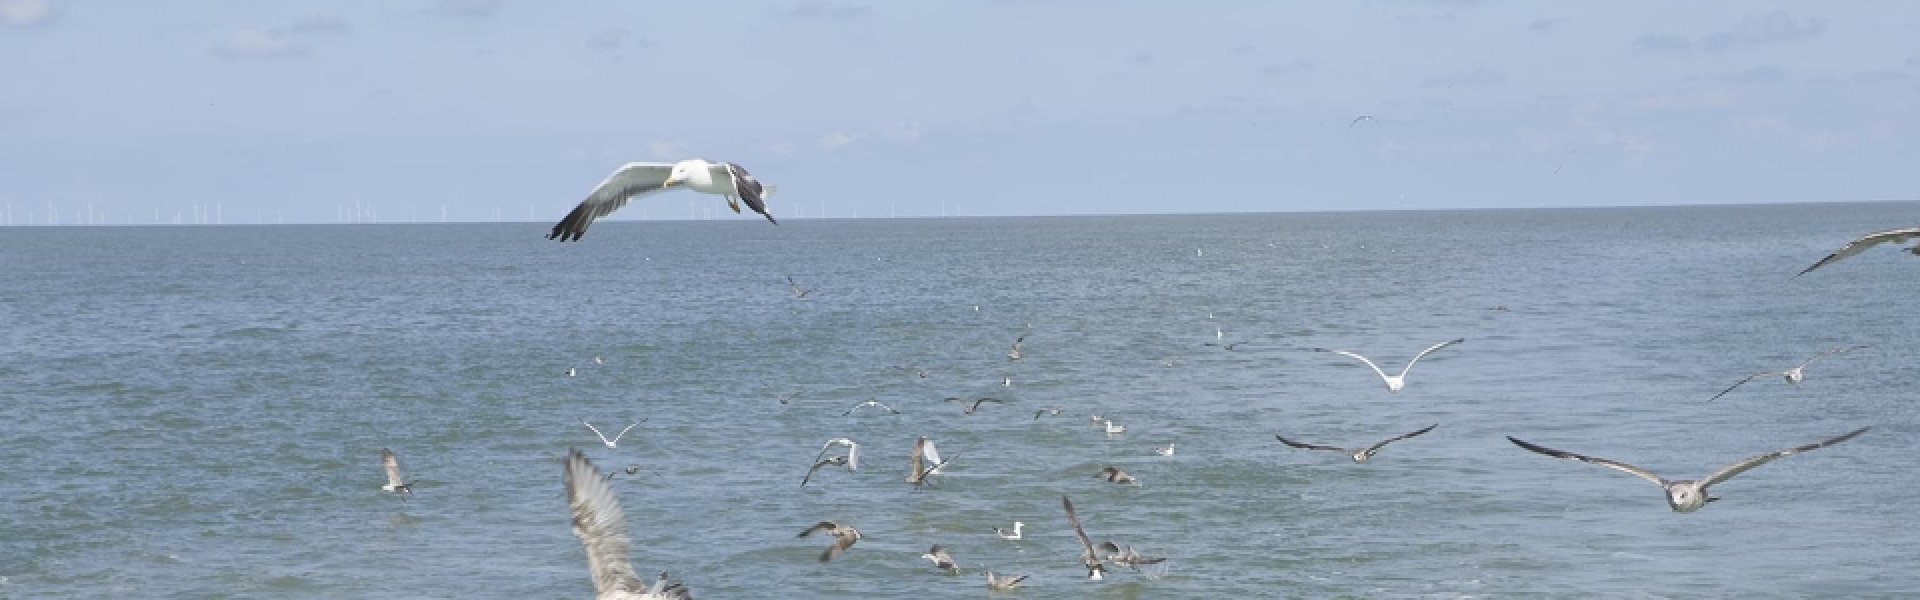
[
  {"x1": 1061, "y1": 495, "x2": 1105, "y2": 581},
  {"x1": 843, "y1": 400, "x2": 899, "y2": 416},
  {"x1": 812, "y1": 438, "x2": 859, "y2": 470},
  {"x1": 1506, "y1": 427, "x2": 1869, "y2": 512},
  {"x1": 1349, "y1": 115, "x2": 1376, "y2": 127},
  {"x1": 563, "y1": 449, "x2": 693, "y2": 599},
  {"x1": 907, "y1": 436, "x2": 953, "y2": 487},
  {"x1": 584, "y1": 420, "x2": 642, "y2": 450},
  {"x1": 1797, "y1": 227, "x2": 1920, "y2": 276},
  {"x1": 891, "y1": 365, "x2": 929, "y2": 379},
  {"x1": 796, "y1": 521, "x2": 863, "y2": 562},
  {"x1": 787, "y1": 275, "x2": 810, "y2": 299},
  {"x1": 1007, "y1": 335, "x2": 1024, "y2": 360},
  {"x1": 801, "y1": 456, "x2": 851, "y2": 487},
  {"x1": 547, "y1": 159, "x2": 776, "y2": 241},
  {"x1": 922, "y1": 545, "x2": 960, "y2": 575},
  {"x1": 1033, "y1": 407, "x2": 1064, "y2": 420},
  {"x1": 380, "y1": 448, "x2": 412, "y2": 501},
  {"x1": 1276, "y1": 424, "x2": 1438, "y2": 463},
  {"x1": 1710, "y1": 345, "x2": 1867, "y2": 401},
  {"x1": 1314, "y1": 338, "x2": 1465, "y2": 393},
  {"x1": 947, "y1": 397, "x2": 1003, "y2": 415}
]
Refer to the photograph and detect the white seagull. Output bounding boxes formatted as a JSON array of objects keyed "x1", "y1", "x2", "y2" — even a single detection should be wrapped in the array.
[
  {"x1": 1275, "y1": 424, "x2": 1438, "y2": 463},
  {"x1": 1506, "y1": 427, "x2": 1869, "y2": 512},
  {"x1": 1797, "y1": 227, "x2": 1920, "y2": 276},
  {"x1": 812, "y1": 438, "x2": 860, "y2": 471},
  {"x1": 843, "y1": 400, "x2": 900, "y2": 416},
  {"x1": 585, "y1": 420, "x2": 642, "y2": 450},
  {"x1": 1710, "y1": 345, "x2": 1867, "y2": 401},
  {"x1": 548, "y1": 159, "x2": 776, "y2": 241},
  {"x1": 1102, "y1": 419, "x2": 1126, "y2": 434},
  {"x1": 994, "y1": 521, "x2": 1024, "y2": 540},
  {"x1": 381, "y1": 448, "x2": 412, "y2": 500},
  {"x1": 1314, "y1": 338, "x2": 1465, "y2": 393},
  {"x1": 564, "y1": 449, "x2": 692, "y2": 599}
]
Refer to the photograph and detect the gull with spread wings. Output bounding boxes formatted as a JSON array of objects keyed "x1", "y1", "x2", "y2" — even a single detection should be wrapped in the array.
[
  {"x1": 1798, "y1": 227, "x2": 1920, "y2": 276},
  {"x1": 1710, "y1": 345, "x2": 1866, "y2": 401},
  {"x1": 563, "y1": 449, "x2": 692, "y2": 599},
  {"x1": 1276, "y1": 424, "x2": 1439, "y2": 463},
  {"x1": 547, "y1": 159, "x2": 776, "y2": 241},
  {"x1": 1506, "y1": 427, "x2": 1869, "y2": 512},
  {"x1": 1314, "y1": 338, "x2": 1465, "y2": 393}
]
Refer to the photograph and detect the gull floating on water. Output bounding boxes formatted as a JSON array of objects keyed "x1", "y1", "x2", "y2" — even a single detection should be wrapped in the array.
[
  {"x1": 381, "y1": 448, "x2": 412, "y2": 500},
  {"x1": 1102, "y1": 419, "x2": 1126, "y2": 434},
  {"x1": 1062, "y1": 495, "x2": 1105, "y2": 580},
  {"x1": 1154, "y1": 443, "x2": 1175, "y2": 456},
  {"x1": 585, "y1": 420, "x2": 642, "y2": 450},
  {"x1": 922, "y1": 545, "x2": 960, "y2": 575},
  {"x1": 1314, "y1": 338, "x2": 1465, "y2": 393},
  {"x1": 843, "y1": 400, "x2": 900, "y2": 416},
  {"x1": 985, "y1": 571, "x2": 1029, "y2": 591},
  {"x1": 908, "y1": 436, "x2": 953, "y2": 487},
  {"x1": 1710, "y1": 345, "x2": 1867, "y2": 401},
  {"x1": 787, "y1": 275, "x2": 810, "y2": 299},
  {"x1": 563, "y1": 449, "x2": 692, "y2": 599},
  {"x1": 594, "y1": 355, "x2": 605, "y2": 365},
  {"x1": 603, "y1": 464, "x2": 641, "y2": 482},
  {"x1": 1099, "y1": 466, "x2": 1137, "y2": 485},
  {"x1": 1276, "y1": 424, "x2": 1438, "y2": 463},
  {"x1": 1506, "y1": 427, "x2": 1869, "y2": 512},
  {"x1": 796, "y1": 521, "x2": 863, "y2": 562},
  {"x1": 994, "y1": 521, "x2": 1024, "y2": 540},
  {"x1": 547, "y1": 159, "x2": 776, "y2": 241},
  {"x1": 1797, "y1": 227, "x2": 1920, "y2": 276},
  {"x1": 1002, "y1": 377, "x2": 1012, "y2": 387},
  {"x1": 567, "y1": 367, "x2": 578, "y2": 377}
]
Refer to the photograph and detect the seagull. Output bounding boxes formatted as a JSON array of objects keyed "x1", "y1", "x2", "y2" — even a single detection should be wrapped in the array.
[
  {"x1": 1089, "y1": 414, "x2": 1106, "y2": 424},
  {"x1": 1797, "y1": 227, "x2": 1920, "y2": 276},
  {"x1": 1154, "y1": 443, "x2": 1175, "y2": 456},
  {"x1": 563, "y1": 449, "x2": 692, "y2": 599},
  {"x1": 1033, "y1": 407, "x2": 1064, "y2": 420},
  {"x1": 1276, "y1": 424, "x2": 1438, "y2": 463},
  {"x1": 1099, "y1": 541, "x2": 1168, "y2": 571},
  {"x1": 1710, "y1": 345, "x2": 1868, "y2": 401},
  {"x1": 594, "y1": 355, "x2": 605, "y2": 365},
  {"x1": 907, "y1": 436, "x2": 953, "y2": 487},
  {"x1": 947, "y1": 397, "x2": 1003, "y2": 415},
  {"x1": 567, "y1": 367, "x2": 578, "y2": 377},
  {"x1": 787, "y1": 275, "x2": 810, "y2": 299},
  {"x1": 796, "y1": 521, "x2": 863, "y2": 562},
  {"x1": 547, "y1": 159, "x2": 776, "y2": 241},
  {"x1": 1313, "y1": 338, "x2": 1465, "y2": 393},
  {"x1": 1102, "y1": 419, "x2": 1126, "y2": 434},
  {"x1": 1002, "y1": 376, "x2": 1012, "y2": 387},
  {"x1": 812, "y1": 438, "x2": 859, "y2": 471},
  {"x1": 891, "y1": 365, "x2": 929, "y2": 379},
  {"x1": 801, "y1": 456, "x2": 851, "y2": 487},
  {"x1": 994, "y1": 521, "x2": 1024, "y2": 540},
  {"x1": 1061, "y1": 495, "x2": 1105, "y2": 581},
  {"x1": 1099, "y1": 466, "x2": 1137, "y2": 485},
  {"x1": 1349, "y1": 115, "x2": 1376, "y2": 127},
  {"x1": 843, "y1": 400, "x2": 900, "y2": 416},
  {"x1": 985, "y1": 571, "x2": 1029, "y2": 591},
  {"x1": 1008, "y1": 335, "x2": 1024, "y2": 360},
  {"x1": 603, "y1": 464, "x2": 641, "y2": 482},
  {"x1": 380, "y1": 448, "x2": 412, "y2": 500},
  {"x1": 585, "y1": 420, "x2": 642, "y2": 450},
  {"x1": 922, "y1": 545, "x2": 960, "y2": 575},
  {"x1": 1506, "y1": 427, "x2": 1869, "y2": 512}
]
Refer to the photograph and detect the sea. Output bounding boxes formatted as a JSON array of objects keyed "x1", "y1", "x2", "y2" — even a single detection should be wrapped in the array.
[{"x1": 1, "y1": 203, "x2": 1916, "y2": 598}]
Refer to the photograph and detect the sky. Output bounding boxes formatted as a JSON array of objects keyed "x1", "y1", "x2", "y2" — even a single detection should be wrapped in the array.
[{"x1": 3, "y1": 0, "x2": 1919, "y2": 225}]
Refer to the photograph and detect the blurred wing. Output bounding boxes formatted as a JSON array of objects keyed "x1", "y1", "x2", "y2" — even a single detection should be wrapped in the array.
[
  {"x1": 1366, "y1": 423, "x2": 1439, "y2": 454},
  {"x1": 1798, "y1": 227, "x2": 1920, "y2": 275},
  {"x1": 797, "y1": 521, "x2": 836, "y2": 538},
  {"x1": 564, "y1": 449, "x2": 646, "y2": 596},
  {"x1": 548, "y1": 162, "x2": 675, "y2": 241},
  {"x1": 846, "y1": 442, "x2": 859, "y2": 471},
  {"x1": 1701, "y1": 427, "x2": 1868, "y2": 488},
  {"x1": 1507, "y1": 436, "x2": 1666, "y2": 487},
  {"x1": 1062, "y1": 496, "x2": 1097, "y2": 558},
  {"x1": 714, "y1": 162, "x2": 777, "y2": 224},
  {"x1": 1317, "y1": 348, "x2": 1392, "y2": 384},
  {"x1": 1400, "y1": 338, "x2": 1466, "y2": 377},
  {"x1": 921, "y1": 439, "x2": 943, "y2": 466},
  {"x1": 382, "y1": 448, "x2": 404, "y2": 486}
]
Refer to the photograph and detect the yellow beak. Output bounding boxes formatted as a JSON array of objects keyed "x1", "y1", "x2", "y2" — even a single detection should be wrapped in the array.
[{"x1": 660, "y1": 178, "x2": 678, "y2": 188}]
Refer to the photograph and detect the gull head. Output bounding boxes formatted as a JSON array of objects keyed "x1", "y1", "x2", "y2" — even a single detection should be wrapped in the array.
[{"x1": 662, "y1": 159, "x2": 704, "y2": 188}]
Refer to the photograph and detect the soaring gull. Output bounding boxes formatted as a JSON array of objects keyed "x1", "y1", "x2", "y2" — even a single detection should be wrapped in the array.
[
  {"x1": 1314, "y1": 338, "x2": 1465, "y2": 393},
  {"x1": 548, "y1": 159, "x2": 776, "y2": 241},
  {"x1": 381, "y1": 448, "x2": 412, "y2": 500},
  {"x1": 796, "y1": 521, "x2": 863, "y2": 562},
  {"x1": 1797, "y1": 227, "x2": 1920, "y2": 276},
  {"x1": 585, "y1": 420, "x2": 642, "y2": 450},
  {"x1": 1506, "y1": 427, "x2": 1868, "y2": 512},
  {"x1": 563, "y1": 448, "x2": 692, "y2": 599},
  {"x1": 1276, "y1": 424, "x2": 1438, "y2": 463},
  {"x1": 1710, "y1": 345, "x2": 1867, "y2": 401}
]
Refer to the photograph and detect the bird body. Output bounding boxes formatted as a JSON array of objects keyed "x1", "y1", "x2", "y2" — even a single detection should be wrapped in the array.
[
  {"x1": 1062, "y1": 496, "x2": 1105, "y2": 581},
  {"x1": 922, "y1": 545, "x2": 960, "y2": 574},
  {"x1": 985, "y1": 571, "x2": 1029, "y2": 590},
  {"x1": 1099, "y1": 466, "x2": 1137, "y2": 484},
  {"x1": 1155, "y1": 443, "x2": 1175, "y2": 456},
  {"x1": 995, "y1": 521, "x2": 1024, "y2": 540}
]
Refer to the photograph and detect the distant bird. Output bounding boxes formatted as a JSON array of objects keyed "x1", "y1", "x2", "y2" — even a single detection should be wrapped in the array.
[
  {"x1": 567, "y1": 367, "x2": 578, "y2": 377},
  {"x1": 985, "y1": 571, "x2": 1029, "y2": 591},
  {"x1": 1061, "y1": 495, "x2": 1105, "y2": 580},
  {"x1": 1033, "y1": 407, "x2": 1064, "y2": 420},
  {"x1": 907, "y1": 436, "x2": 952, "y2": 487},
  {"x1": 1102, "y1": 419, "x2": 1126, "y2": 434},
  {"x1": 994, "y1": 521, "x2": 1024, "y2": 540},
  {"x1": 796, "y1": 521, "x2": 863, "y2": 562},
  {"x1": 594, "y1": 355, "x2": 605, "y2": 365},
  {"x1": 603, "y1": 464, "x2": 641, "y2": 482},
  {"x1": 801, "y1": 455, "x2": 851, "y2": 487},
  {"x1": 380, "y1": 448, "x2": 412, "y2": 500},
  {"x1": 1276, "y1": 424, "x2": 1439, "y2": 463},
  {"x1": 1215, "y1": 327, "x2": 1223, "y2": 340},
  {"x1": 1204, "y1": 340, "x2": 1249, "y2": 351},
  {"x1": 1099, "y1": 541, "x2": 1167, "y2": 571},
  {"x1": 1349, "y1": 115, "x2": 1376, "y2": 127},
  {"x1": 563, "y1": 449, "x2": 692, "y2": 599},
  {"x1": 947, "y1": 397, "x2": 1003, "y2": 415},
  {"x1": 812, "y1": 438, "x2": 860, "y2": 471},
  {"x1": 922, "y1": 545, "x2": 960, "y2": 575},
  {"x1": 1099, "y1": 466, "x2": 1137, "y2": 484},
  {"x1": 1710, "y1": 345, "x2": 1867, "y2": 401},
  {"x1": 1088, "y1": 414, "x2": 1106, "y2": 424},
  {"x1": 1797, "y1": 227, "x2": 1920, "y2": 276},
  {"x1": 1314, "y1": 338, "x2": 1465, "y2": 392},
  {"x1": 891, "y1": 365, "x2": 929, "y2": 379},
  {"x1": 1506, "y1": 427, "x2": 1869, "y2": 512},
  {"x1": 774, "y1": 390, "x2": 796, "y2": 405},
  {"x1": 787, "y1": 275, "x2": 810, "y2": 299},
  {"x1": 843, "y1": 400, "x2": 900, "y2": 416},
  {"x1": 1154, "y1": 443, "x2": 1176, "y2": 456},
  {"x1": 585, "y1": 420, "x2": 642, "y2": 450},
  {"x1": 548, "y1": 159, "x2": 776, "y2": 241},
  {"x1": 1008, "y1": 335, "x2": 1025, "y2": 360},
  {"x1": 1002, "y1": 376, "x2": 1012, "y2": 387}
]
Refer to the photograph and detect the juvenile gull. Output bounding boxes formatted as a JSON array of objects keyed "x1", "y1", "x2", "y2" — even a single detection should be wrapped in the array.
[
  {"x1": 985, "y1": 571, "x2": 1029, "y2": 590},
  {"x1": 1099, "y1": 541, "x2": 1168, "y2": 571},
  {"x1": 381, "y1": 448, "x2": 412, "y2": 500},
  {"x1": 585, "y1": 420, "x2": 642, "y2": 450},
  {"x1": 1506, "y1": 427, "x2": 1869, "y2": 512},
  {"x1": 907, "y1": 436, "x2": 954, "y2": 487},
  {"x1": 796, "y1": 521, "x2": 863, "y2": 562},
  {"x1": 1061, "y1": 495, "x2": 1105, "y2": 580},
  {"x1": 1099, "y1": 466, "x2": 1137, "y2": 485},
  {"x1": 1033, "y1": 407, "x2": 1064, "y2": 420},
  {"x1": 1710, "y1": 345, "x2": 1867, "y2": 401},
  {"x1": 563, "y1": 448, "x2": 692, "y2": 599},
  {"x1": 801, "y1": 455, "x2": 851, "y2": 487},
  {"x1": 548, "y1": 159, "x2": 776, "y2": 241},
  {"x1": 947, "y1": 397, "x2": 1003, "y2": 415},
  {"x1": 994, "y1": 521, "x2": 1024, "y2": 540},
  {"x1": 1275, "y1": 424, "x2": 1438, "y2": 463},
  {"x1": 1314, "y1": 338, "x2": 1465, "y2": 393},
  {"x1": 1008, "y1": 335, "x2": 1024, "y2": 360},
  {"x1": 843, "y1": 400, "x2": 900, "y2": 416},
  {"x1": 787, "y1": 275, "x2": 810, "y2": 299},
  {"x1": 921, "y1": 545, "x2": 960, "y2": 575},
  {"x1": 1797, "y1": 227, "x2": 1920, "y2": 275}
]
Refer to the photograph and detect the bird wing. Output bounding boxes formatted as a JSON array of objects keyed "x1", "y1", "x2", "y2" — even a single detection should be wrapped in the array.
[
  {"x1": 713, "y1": 162, "x2": 776, "y2": 224},
  {"x1": 1365, "y1": 423, "x2": 1440, "y2": 455},
  {"x1": 909, "y1": 437, "x2": 925, "y2": 480},
  {"x1": 1799, "y1": 345, "x2": 1867, "y2": 369},
  {"x1": 382, "y1": 448, "x2": 404, "y2": 487},
  {"x1": 921, "y1": 438, "x2": 944, "y2": 467},
  {"x1": 564, "y1": 449, "x2": 646, "y2": 596},
  {"x1": 846, "y1": 441, "x2": 859, "y2": 471},
  {"x1": 548, "y1": 162, "x2": 675, "y2": 241},
  {"x1": 1709, "y1": 372, "x2": 1776, "y2": 402},
  {"x1": 613, "y1": 422, "x2": 640, "y2": 443},
  {"x1": 1506, "y1": 436, "x2": 1667, "y2": 487},
  {"x1": 823, "y1": 531, "x2": 858, "y2": 562},
  {"x1": 1273, "y1": 434, "x2": 1348, "y2": 453},
  {"x1": 1316, "y1": 348, "x2": 1393, "y2": 384},
  {"x1": 1798, "y1": 227, "x2": 1920, "y2": 276},
  {"x1": 1399, "y1": 338, "x2": 1466, "y2": 377},
  {"x1": 801, "y1": 458, "x2": 835, "y2": 487},
  {"x1": 1062, "y1": 496, "x2": 1099, "y2": 564},
  {"x1": 797, "y1": 521, "x2": 837, "y2": 538},
  {"x1": 1700, "y1": 427, "x2": 1868, "y2": 488},
  {"x1": 584, "y1": 421, "x2": 611, "y2": 445}
]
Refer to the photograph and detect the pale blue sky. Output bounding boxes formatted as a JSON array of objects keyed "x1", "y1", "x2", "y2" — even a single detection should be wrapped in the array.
[{"x1": 3, "y1": 1, "x2": 1917, "y2": 224}]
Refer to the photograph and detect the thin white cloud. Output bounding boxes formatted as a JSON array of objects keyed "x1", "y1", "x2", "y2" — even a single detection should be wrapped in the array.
[
  {"x1": 212, "y1": 29, "x2": 307, "y2": 59},
  {"x1": 1259, "y1": 59, "x2": 1312, "y2": 77},
  {"x1": 276, "y1": 14, "x2": 352, "y2": 36},
  {"x1": 0, "y1": 0, "x2": 55, "y2": 27},
  {"x1": 817, "y1": 131, "x2": 859, "y2": 151},
  {"x1": 1691, "y1": 65, "x2": 1785, "y2": 85},
  {"x1": 1631, "y1": 89, "x2": 1734, "y2": 111},
  {"x1": 1421, "y1": 67, "x2": 1504, "y2": 89},
  {"x1": 647, "y1": 140, "x2": 688, "y2": 159},
  {"x1": 1634, "y1": 33, "x2": 1693, "y2": 52},
  {"x1": 790, "y1": 1, "x2": 869, "y2": 20},
  {"x1": 1702, "y1": 10, "x2": 1826, "y2": 51},
  {"x1": 424, "y1": 0, "x2": 506, "y2": 19}
]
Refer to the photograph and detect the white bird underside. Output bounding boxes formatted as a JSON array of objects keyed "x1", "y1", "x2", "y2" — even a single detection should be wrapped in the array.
[
  {"x1": 1798, "y1": 227, "x2": 1920, "y2": 276},
  {"x1": 548, "y1": 160, "x2": 776, "y2": 241},
  {"x1": 814, "y1": 438, "x2": 859, "y2": 471}
]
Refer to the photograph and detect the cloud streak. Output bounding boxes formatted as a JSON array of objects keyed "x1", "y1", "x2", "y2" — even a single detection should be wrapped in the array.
[
  {"x1": 1702, "y1": 10, "x2": 1826, "y2": 50},
  {"x1": 790, "y1": 1, "x2": 869, "y2": 20},
  {"x1": 0, "y1": 0, "x2": 56, "y2": 28}
]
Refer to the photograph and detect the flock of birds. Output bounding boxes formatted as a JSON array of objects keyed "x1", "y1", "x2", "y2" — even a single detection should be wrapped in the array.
[{"x1": 383, "y1": 161, "x2": 1915, "y2": 598}]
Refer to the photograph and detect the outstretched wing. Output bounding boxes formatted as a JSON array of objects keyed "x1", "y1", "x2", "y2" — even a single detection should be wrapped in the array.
[
  {"x1": 796, "y1": 521, "x2": 837, "y2": 538},
  {"x1": 1506, "y1": 436, "x2": 1667, "y2": 487},
  {"x1": 1315, "y1": 348, "x2": 1393, "y2": 384},
  {"x1": 1799, "y1": 345, "x2": 1867, "y2": 369},
  {"x1": 584, "y1": 421, "x2": 610, "y2": 445},
  {"x1": 1700, "y1": 427, "x2": 1868, "y2": 488},
  {"x1": 1364, "y1": 423, "x2": 1439, "y2": 455},
  {"x1": 564, "y1": 449, "x2": 647, "y2": 596},
  {"x1": 1062, "y1": 496, "x2": 1098, "y2": 563},
  {"x1": 715, "y1": 162, "x2": 777, "y2": 224},
  {"x1": 1798, "y1": 227, "x2": 1920, "y2": 276},
  {"x1": 1399, "y1": 338, "x2": 1466, "y2": 377},
  {"x1": 1708, "y1": 372, "x2": 1776, "y2": 402},
  {"x1": 1273, "y1": 434, "x2": 1348, "y2": 454},
  {"x1": 548, "y1": 162, "x2": 675, "y2": 241},
  {"x1": 382, "y1": 448, "x2": 404, "y2": 487}
]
